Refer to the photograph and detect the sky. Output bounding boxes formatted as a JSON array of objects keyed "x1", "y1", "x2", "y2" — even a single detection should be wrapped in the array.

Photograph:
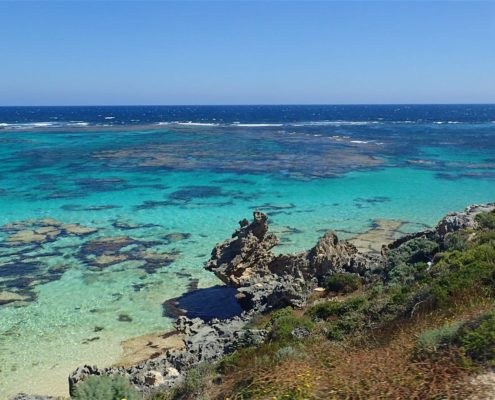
[{"x1": 0, "y1": 1, "x2": 494, "y2": 106}]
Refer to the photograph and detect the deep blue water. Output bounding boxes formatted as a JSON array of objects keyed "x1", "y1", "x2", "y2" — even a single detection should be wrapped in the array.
[{"x1": 1, "y1": 104, "x2": 495, "y2": 128}]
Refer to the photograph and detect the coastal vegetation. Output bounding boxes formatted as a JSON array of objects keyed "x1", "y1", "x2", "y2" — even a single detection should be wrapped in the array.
[
  {"x1": 150, "y1": 209, "x2": 495, "y2": 399},
  {"x1": 64, "y1": 208, "x2": 495, "y2": 399},
  {"x1": 71, "y1": 375, "x2": 140, "y2": 400}
]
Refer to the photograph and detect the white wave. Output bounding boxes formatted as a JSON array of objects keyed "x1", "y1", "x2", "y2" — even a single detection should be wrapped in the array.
[
  {"x1": 233, "y1": 123, "x2": 284, "y2": 127},
  {"x1": 179, "y1": 122, "x2": 219, "y2": 126},
  {"x1": 157, "y1": 121, "x2": 219, "y2": 127},
  {"x1": 290, "y1": 120, "x2": 380, "y2": 127},
  {"x1": 31, "y1": 122, "x2": 54, "y2": 127},
  {"x1": 0, "y1": 121, "x2": 92, "y2": 129},
  {"x1": 104, "y1": 116, "x2": 115, "y2": 120},
  {"x1": 350, "y1": 140, "x2": 369, "y2": 144}
]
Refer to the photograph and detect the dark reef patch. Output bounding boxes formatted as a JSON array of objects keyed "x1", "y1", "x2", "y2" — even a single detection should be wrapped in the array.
[
  {"x1": 80, "y1": 236, "x2": 135, "y2": 257},
  {"x1": 187, "y1": 278, "x2": 199, "y2": 292},
  {"x1": 436, "y1": 171, "x2": 495, "y2": 181},
  {"x1": 252, "y1": 203, "x2": 296, "y2": 211},
  {"x1": 212, "y1": 177, "x2": 255, "y2": 185},
  {"x1": 118, "y1": 314, "x2": 133, "y2": 322},
  {"x1": 134, "y1": 200, "x2": 176, "y2": 211},
  {"x1": 74, "y1": 177, "x2": 129, "y2": 192},
  {"x1": 0, "y1": 261, "x2": 40, "y2": 278},
  {"x1": 82, "y1": 336, "x2": 100, "y2": 344},
  {"x1": 163, "y1": 232, "x2": 191, "y2": 244},
  {"x1": 61, "y1": 204, "x2": 122, "y2": 212},
  {"x1": 354, "y1": 196, "x2": 391, "y2": 204},
  {"x1": 112, "y1": 220, "x2": 158, "y2": 230},
  {"x1": 168, "y1": 185, "x2": 224, "y2": 201}
]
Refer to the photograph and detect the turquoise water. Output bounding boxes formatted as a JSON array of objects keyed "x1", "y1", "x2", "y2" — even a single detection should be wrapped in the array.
[{"x1": 0, "y1": 113, "x2": 494, "y2": 396}]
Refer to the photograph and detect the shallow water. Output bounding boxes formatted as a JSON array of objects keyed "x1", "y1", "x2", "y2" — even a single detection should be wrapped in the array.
[{"x1": 0, "y1": 105, "x2": 494, "y2": 397}]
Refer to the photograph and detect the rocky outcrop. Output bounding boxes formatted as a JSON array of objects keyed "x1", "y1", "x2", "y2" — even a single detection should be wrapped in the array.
[
  {"x1": 205, "y1": 211, "x2": 278, "y2": 286},
  {"x1": 206, "y1": 211, "x2": 381, "y2": 312},
  {"x1": 435, "y1": 203, "x2": 495, "y2": 242},
  {"x1": 383, "y1": 203, "x2": 495, "y2": 253},
  {"x1": 68, "y1": 314, "x2": 265, "y2": 397}
]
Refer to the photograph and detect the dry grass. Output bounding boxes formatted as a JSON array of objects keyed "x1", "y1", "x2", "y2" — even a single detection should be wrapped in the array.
[{"x1": 211, "y1": 295, "x2": 494, "y2": 400}]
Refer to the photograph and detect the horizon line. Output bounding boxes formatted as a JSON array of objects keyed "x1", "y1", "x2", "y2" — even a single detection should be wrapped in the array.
[{"x1": 1, "y1": 102, "x2": 495, "y2": 107}]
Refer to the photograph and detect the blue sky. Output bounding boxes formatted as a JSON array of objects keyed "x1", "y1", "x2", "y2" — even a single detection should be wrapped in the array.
[{"x1": 0, "y1": 1, "x2": 494, "y2": 105}]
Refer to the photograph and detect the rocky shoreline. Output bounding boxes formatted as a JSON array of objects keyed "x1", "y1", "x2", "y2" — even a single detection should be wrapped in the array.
[{"x1": 14, "y1": 203, "x2": 495, "y2": 400}]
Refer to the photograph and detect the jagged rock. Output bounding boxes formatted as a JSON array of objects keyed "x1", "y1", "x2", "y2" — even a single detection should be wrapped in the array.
[{"x1": 205, "y1": 211, "x2": 278, "y2": 286}]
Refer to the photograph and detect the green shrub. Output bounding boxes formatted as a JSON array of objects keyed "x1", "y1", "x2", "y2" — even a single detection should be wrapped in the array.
[
  {"x1": 458, "y1": 310, "x2": 495, "y2": 364},
  {"x1": 72, "y1": 375, "x2": 141, "y2": 400},
  {"x1": 269, "y1": 306, "x2": 294, "y2": 322},
  {"x1": 387, "y1": 261, "x2": 430, "y2": 286},
  {"x1": 475, "y1": 211, "x2": 495, "y2": 231},
  {"x1": 386, "y1": 237, "x2": 439, "y2": 269},
  {"x1": 444, "y1": 231, "x2": 470, "y2": 251},
  {"x1": 326, "y1": 314, "x2": 363, "y2": 340},
  {"x1": 269, "y1": 315, "x2": 314, "y2": 343},
  {"x1": 476, "y1": 229, "x2": 495, "y2": 246},
  {"x1": 324, "y1": 273, "x2": 362, "y2": 294},
  {"x1": 308, "y1": 296, "x2": 368, "y2": 320},
  {"x1": 307, "y1": 297, "x2": 368, "y2": 340},
  {"x1": 431, "y1": 244, "x2": 495, "y2": 306},
  {"x1": 415, "y1": 322, "x2": 462, "y2": 356}
]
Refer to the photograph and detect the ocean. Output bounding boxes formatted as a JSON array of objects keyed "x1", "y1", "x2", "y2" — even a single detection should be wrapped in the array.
[{"x1": 0, "y1": 104, "x2": 494, "y2": 397}]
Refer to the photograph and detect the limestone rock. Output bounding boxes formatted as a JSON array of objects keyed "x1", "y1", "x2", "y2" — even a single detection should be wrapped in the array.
[
  {"x1": 144, "y1": 370, "x2": 165, "y2": 386},
  {"x1": 205, "y1": 211, "x2": 278, "y2": 286},
  {"x1": 205, "y1": 211, "x2": 379, "y2": 312},
  {"x1": 435, "y1": 203, "x2": 495, "y2": 241}
]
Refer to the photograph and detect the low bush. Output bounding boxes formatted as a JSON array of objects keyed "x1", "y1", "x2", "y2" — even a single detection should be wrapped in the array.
[
  {"x1": 458, "y1": 310, "x2": 495, "y2": 364},
  {"x1": 444, "y1": 230, "x2": 470, "y2": 251},
  {"x1": 275, "y1": 345, "x2": 304, "y2": 362},
  {"x1": 269, "y1": 314, "x2": 314, "y2": 343},
  {"x1": 324, "y1": 273, "x2": 362, "y2": 294},
  {"x1": 72, "y1": 375, "x2": 141, "y2": 400},
  {"x1": 475, "y1": 210, "x2": 495, "y2": 231},
  {"x1": 415, "y1": 322, "x2": 462, "y2": 356},
  {"x1": 386, "y1": 237, "x2": 439, "y2": 270},
  {"x1": 431, "y1": 244, "x2": 495, "y2": 306},
  {"x1": 308, "y1": 296, "x2": 368, "y2": 320}
]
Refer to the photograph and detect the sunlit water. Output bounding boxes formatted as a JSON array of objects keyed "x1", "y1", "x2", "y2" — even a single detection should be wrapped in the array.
[{"x1": 0, "y1": 105, "x2": 494, "y2": 397}]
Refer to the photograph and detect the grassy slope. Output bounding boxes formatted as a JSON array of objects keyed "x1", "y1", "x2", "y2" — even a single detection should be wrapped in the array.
[{"x1": 155, "y1": 210, "x2": 495, "y2": 400}]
